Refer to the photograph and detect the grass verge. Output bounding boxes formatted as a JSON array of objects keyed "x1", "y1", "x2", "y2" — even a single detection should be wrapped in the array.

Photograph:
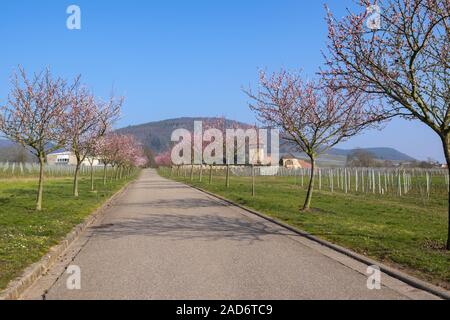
[
  {"x1": 160, "y1": 169, "x2": 450, "y2": 289},
  {"x1": 0, "y1": 173, "x2": 138, "y2": 290}
]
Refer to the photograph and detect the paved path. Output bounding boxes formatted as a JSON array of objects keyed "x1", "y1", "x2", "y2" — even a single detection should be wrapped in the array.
[{"x1": 23, "y1": 169, "x2": 438, "y2": 300}]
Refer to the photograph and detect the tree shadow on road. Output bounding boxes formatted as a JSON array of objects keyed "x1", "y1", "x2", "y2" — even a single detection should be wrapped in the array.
[
  {"x1": 131, "y1": 181, "x2": 189, "y2": 191},
  {"x1": 113, "y1": 198, "x2": 228, "y2": 210},
  {"x1": 106, "y1": 197, "x2": 378, "y2": 243},
  {"x1": 90, "y1": 213, "x2": 293, "y2": 244}
]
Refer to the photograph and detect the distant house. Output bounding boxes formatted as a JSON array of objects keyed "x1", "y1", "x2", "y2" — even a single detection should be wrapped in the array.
[
  {"x1": 46, "y1": 151, "x2": 102, "y2": 166},
  {"x1": 280, "y1": 154, "x2": 312, "y2": 169}
]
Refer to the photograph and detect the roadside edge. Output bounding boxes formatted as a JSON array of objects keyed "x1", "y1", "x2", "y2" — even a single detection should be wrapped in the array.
[
  {"x1": 185, "y1": 182, "x2": 450, "y2": 300},
  {"x1": 0, "y1": 177, "x2": 138, "y2": 300}
]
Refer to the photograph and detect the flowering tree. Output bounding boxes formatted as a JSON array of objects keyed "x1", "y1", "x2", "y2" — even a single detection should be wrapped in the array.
[
  {"x1": 155, "y1": 151, "x2": 172, "y2": 167},
  {"x1": 97, "y1": 133, "x2": 121, "y2": 184},
  {"x1": 65, "y1": 86, "x2": 97, "y2": 197},
  {"x1": 65, "y1": 89, "x2": 122, "y2": 196},
  {"x1": 323, "y1": 0, "x2": 450, "y2": 248},
  {"x1": 87, "y1": 97, "x2": 121, "y2": 190},
  {"x1": 117, "y1": 134, "x2": 147, "y2": 177},
  {"x1": 202, "y1": 118, "x2": 255, "y2": 185},
  {"x1": 113, "y1": 134, "x2": 140, "y2": 178},
  {"x1": 133, "y1": 154, "x2": 149, "y2": 168},
  {"x1": 97, "y1": 133, "x2": 146, "y2": 183},
  {"x1": 246, "y1": 70, "x2": 382, "y2": 210},
  {"x1": 0, "y1": 68, "x2": 74, "y2": 210},
  {"x1": 86, "y1": 140, "x2": 103, "y2": 191}
]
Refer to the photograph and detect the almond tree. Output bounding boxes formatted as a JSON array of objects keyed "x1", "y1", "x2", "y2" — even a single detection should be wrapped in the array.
[
  {"x1": 191, "y1": 118, "x2": 227, "y2": 183},
  {"x1": 97, "y1": 133, "x2": 120, "y2": 185},
  {"x1": 97, "y1": 133, "x2": 140, "y2": 183},
  {"x1": 155, "y1": 151, "x2": 172, "y2": 167},
  {"x1": 0, "y1": 68, "x2": 74, "y2": 210},
  {"x1": 86, "y1": 140, "x2": 102, "y2": 191},
  {"x1": 113, "y1": 134, "x2": 137, "y2": 179},
  {"x1": 132, "y1": 153, "x2": 149, "y2": 169},
  {"x1": 111, "y1": 134, "x2": 145, "y2": 178},
  {"x1": 323, "y1": 0, "x2": 450, "y2": 248},
  {"x1": 202, "y1": 117, "x2": 254, "y2": 187},
  {"x1": 123, "y1": 136, "x2": 147, "y2": 174},
  {"x1": 172, "y1": 118, "x2": 229, "y2": 182},
  {"x1": 83, "y1": 104, "x2": 120, "y2": 192},
  {"x1": 65, "y1": 86, "x2": 97, "y2": 197},
  {"x1": 246, "y1": 70, "x2": 382, "y2": 210},
  {"x1": 65, "y1": 90, "x2": 121, "y2": 196}
]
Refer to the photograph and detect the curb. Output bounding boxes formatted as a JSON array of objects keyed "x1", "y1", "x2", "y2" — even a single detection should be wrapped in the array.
[
  {"x1": 0, "y1": 179, "x2": 136, "y2": 300},
  {"x1": 187, "y1": 184, "x2": 450, "y2": 300}
]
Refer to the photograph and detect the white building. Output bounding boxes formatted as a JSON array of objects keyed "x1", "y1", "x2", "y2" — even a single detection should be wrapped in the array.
[{"x1": 47, "y1": 151, "x2": 102, "y2": 166}]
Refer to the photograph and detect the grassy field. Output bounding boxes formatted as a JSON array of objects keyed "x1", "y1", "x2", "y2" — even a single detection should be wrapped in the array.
[
  {"x1": 0, "y1": 171, "x2": 138, "y2": 291},
  {"x1": 159, "y1": 167, "x2": 450, "y2": 289}
]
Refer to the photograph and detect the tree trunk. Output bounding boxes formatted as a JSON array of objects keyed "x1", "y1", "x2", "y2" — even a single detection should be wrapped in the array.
[
  {"x1": 209, "y1": 165, "x2": 213, "y2": 184},
  {"x1": 90, "y1": 163, "x2": 95, "y2": 191},
  {"x1": 73, "y1": 163, "x2": 80, "y2": 197},
  {"x1": 441, "y1": 135, "x2": 450, "y2": 250},
  {"x1": 103, "y1": 164, "x2": 107, "y2": 185},
  {"x1": 252, "y1": 165, "x2": 255, "y2": 197},
  {"x1": 302, "y1": 157, "x2": 316, "y2": 211},
  {"x1": 226, "y1": 164, "x2": 230, "y2": 188},
  {"x1": 36, "y1": 156, "x2": 45, "y2": 211}
]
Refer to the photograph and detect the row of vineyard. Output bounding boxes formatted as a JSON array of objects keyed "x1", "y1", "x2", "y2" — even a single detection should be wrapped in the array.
[
  {"x1": 0, "y1": 162, "x2": 109, "y2": 179},
  {"x1": 168, "y1": 165, "x2": 450, "y2": 200}
]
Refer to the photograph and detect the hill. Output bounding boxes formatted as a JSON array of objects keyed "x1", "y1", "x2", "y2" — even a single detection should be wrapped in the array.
[
  {"x1": 327, "y1": 147, "x2": 415, "y2": 162},
  {"x1": 117, "y1": 117, "x2": 251, "y2": 154},
  {"x1": 0, "y1": 119, "x2": 417, "y2": 165},
  {"x1": 116, "y1": 118, "x2": 417, "y2": 164}
]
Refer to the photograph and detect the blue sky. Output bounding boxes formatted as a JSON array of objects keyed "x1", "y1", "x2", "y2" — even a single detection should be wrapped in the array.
[{"x1": 0, "y1": 0, "x2": 443, "y2": 161}]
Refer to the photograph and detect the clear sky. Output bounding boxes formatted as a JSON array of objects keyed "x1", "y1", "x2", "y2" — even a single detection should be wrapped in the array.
[{"x1": 0, "y1": 0, "x2": 444, "y2": 161}]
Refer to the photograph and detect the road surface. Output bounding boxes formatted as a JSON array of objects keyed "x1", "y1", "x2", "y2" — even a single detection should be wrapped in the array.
[{"x1": 23, "y1": 169, "x2": 439, "y2": 300}]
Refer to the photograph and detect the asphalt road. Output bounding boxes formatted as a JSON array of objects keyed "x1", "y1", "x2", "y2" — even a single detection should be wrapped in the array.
[{"x1": 23, "y1": 169, "x2": 439, "y2": 300}]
